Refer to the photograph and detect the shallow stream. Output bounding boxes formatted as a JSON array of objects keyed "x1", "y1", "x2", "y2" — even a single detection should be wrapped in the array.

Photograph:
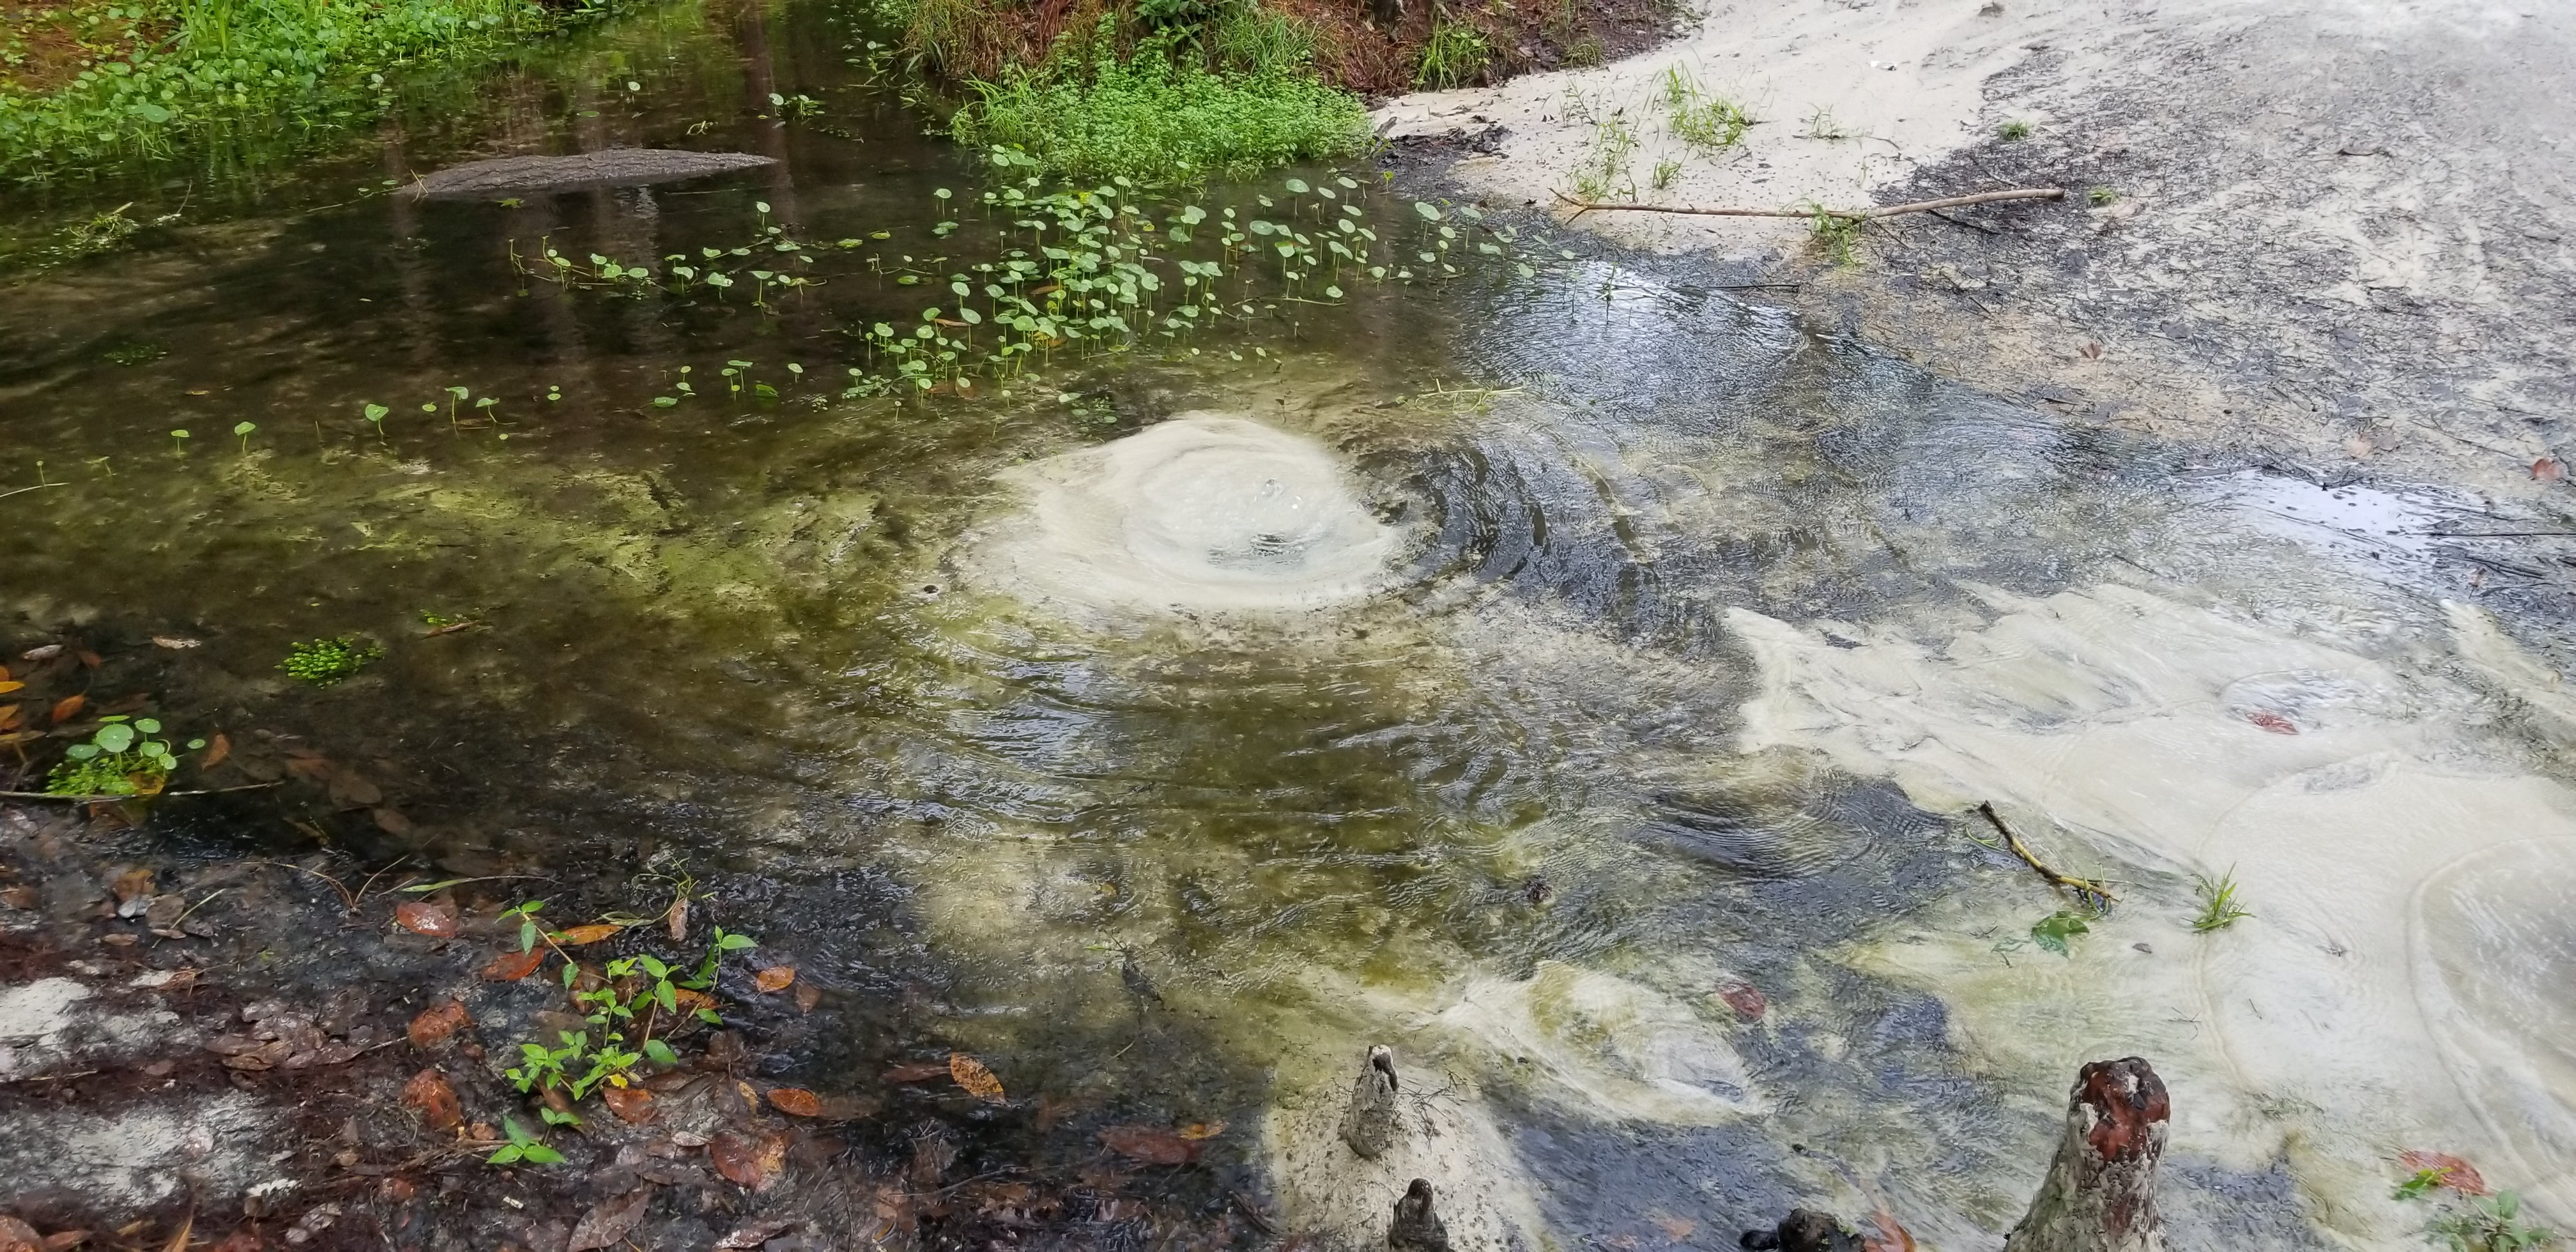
[{"x1": 8, "y1": 1, "x2": 2576, "y2": 1246}]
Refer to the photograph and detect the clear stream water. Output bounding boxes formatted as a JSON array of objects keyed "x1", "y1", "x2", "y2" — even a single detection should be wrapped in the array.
[{"x1": 6, "y1": 2, "x2": 2576, "y2": 1247}]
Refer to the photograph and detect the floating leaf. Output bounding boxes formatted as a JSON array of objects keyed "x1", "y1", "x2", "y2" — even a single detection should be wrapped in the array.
[
  {"x1": 406, "y1": 999, "x2": 470, "y2": 1048},
  {"x1": 1176, "y1": 1120, "x2": 1227, "y2": 1140},
  {"x1": 709, "y1": 1131, "x2": 786, "y2": 1191},
  {"x1": 395, "y1": 901, "x2": 458, "y2": 938},
  {"x1": 552, "y1": 923, "x2": 623, "y2": 945},
  {"x1": 1098, "y1": 1125, "x2": 1198, "y2": 1165},
  {"x1": 200, "y1": 732, "x2": 229, "y2": 769},
  {"x1": 2030, "y1": 910, "x2": 2090, "y2": 957},
  {"x1": 479, "y1": 948, "x2": 545, "y2": 981},
  {"x1": 949, "y1": 1053, "x2": 1005, "y2": 1103},
  {"x1": 401, "y1": 1069, "x2": 463, "y2": 1130},
  {"x1": 755, "y1": 966, "x2": 797, "y2": 993},
  {"x1": 50, "y1": 694, "x2": 85, "y2": 724},
  {"x1": 2244, "y1": 710, "x2": 2299, "y2": 735},
  {"x1": 767, "y1": 1087, "x2": 823, "y2": 1117},
  {"x1": 1716, "y1": 981, "x2": 1767, "y2": 1021}
]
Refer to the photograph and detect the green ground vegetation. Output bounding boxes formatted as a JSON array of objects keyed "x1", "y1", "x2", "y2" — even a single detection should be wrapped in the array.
[
  {"x1": 944, "y1": 12, "x2": 1365, "y2": 180},
  {"x1": 0, "y1": 0, "x2": 617, "y2": 178}
]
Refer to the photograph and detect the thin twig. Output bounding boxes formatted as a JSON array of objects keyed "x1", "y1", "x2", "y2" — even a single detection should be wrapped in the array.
[
  {"x1": 1556, "y1": 187, "x2": 2066, "y2": 222},
  {"x1": 0, "y1": 483, "x2": 67, "y2": 501},
  {"x1": 0, "y1": 781, "x2": 284, "y2": 802},
  {"x1": 1973, "y1": 802, "x2": 2118, "y2": 910}
]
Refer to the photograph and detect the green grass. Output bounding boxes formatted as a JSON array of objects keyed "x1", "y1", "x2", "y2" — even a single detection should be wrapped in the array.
[
  {"x1": 948, "y1": 21, "x2": 1366, "y2": 181},
  {"x1": 1414, "y1": 16, "x2": 1489, "y2": 89},
  {"x1": 2190, "y1": 868, "x2": 2252, "y2": 932},
  {"x1": 1998, "y1": 118, "x2": 2032, "y2": 140},
  {"x1": 2426, "y1": 1193, "x2": 2557, "y2": 1252},
  {"x1": 1659, "y1": 66, "x2": 1749, "y2": 153},
  {"x1": 1, "y1": 0, "x2": 617, "y2": 178}
]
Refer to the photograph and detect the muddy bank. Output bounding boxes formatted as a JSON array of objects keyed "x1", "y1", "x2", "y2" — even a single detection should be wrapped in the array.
[{"x1": 1379, "y1": 0, "x2": 2576, "y2": 517}]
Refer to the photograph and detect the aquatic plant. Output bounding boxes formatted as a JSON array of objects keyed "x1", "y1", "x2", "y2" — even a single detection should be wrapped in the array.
[
  {"x1": 1416, "y1": 17, "x2": 1492, "y2": 89},
  {"x1": 46, "y1": 715, "x2": 191, "y2": 797},
  {"x1": 2088, "y1": 185, "x2": 2119, "y2": 205},
  {"x1": 1806, "y1": 205, "x2": 1864, "y2": 264},
  {"x1": 2027, "y1": 909, "x2": 2089, "y2": 956},
  {"x1": 1567, "y1": 111, "x2": 1639, "y2": 202},
  {"x1": 280, "y1": 634, "x2": 383, "y2": 685},
  {"x1": 230, "y1": 420, "x2": 254, "y2": 453},
  {"x1": 2189, "y1": 868, "x2": 2251, "y2": 932},
  {"x1": 947, "y1": 20, "x2": 1367, "y2": 180}
]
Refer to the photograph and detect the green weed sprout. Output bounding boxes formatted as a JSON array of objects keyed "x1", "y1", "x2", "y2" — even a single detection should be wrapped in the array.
[
  {"x1": 280, "y1": 634, "x2": 384, "y2": 686},
  {"x1": 2029, "y1": 909, "x2": 2090, "y2": 957},
  {"x1": 1662, "y1": 68, "x2": 1752, "y2": 152},
  {"x1": 47, "y1": 717, "x2": 188, "y2": 797},
  {"x1": 232, "y1": 420, "x2": 256, "y2": 453},
  {"x1": 2191, "y1": 869, "x2": 2253, "y2": 931},
  {"x1": 2426, "y1": 1191, "x2": 2556, "y2": 1252},
  {"x1": 363, "y1": 403, "x2": 390, "y2": 442},
  {"x1": 1417, "y1": 18, "x2": 1492, "y2": 89},
  {"x1": 485, "y1": 1117, "x2": 565, "y2": 1167},
  {"x1": 1999, "y1": 119, "x2": 2034, "y2": 140},
  {"x1": 1807, "y1": 206, "x2": 1866, "y2": 264},
  {"x1": 170, "y1": 429, "x2": 190, "y2": 452},
  {"x1": 2089, "y1": 186, "x2": 2119, "y2": 205}
]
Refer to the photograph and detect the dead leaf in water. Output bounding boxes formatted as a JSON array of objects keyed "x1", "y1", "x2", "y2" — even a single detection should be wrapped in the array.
[
  {"x1": 567, "y1": 1189, "x2": 652, "y2": 1252},
  {"x1": 0, "y1": 705, "x2": 19, "y2": 730},
  {"x1": 479, "y1": 948, "x2": 544, "y2": 981},
  {"x1": 667, "y1": 894, "x2": 689, "y2": 943},
  {"x1": 552, "y1": 923, "x2": 622, "y2": 945},
  {"x1": 601, "y1": 1085, "x2": 657, "y2": 1124},
  {"x1": 0, "y1": 1216, "x2": 40, "y2": 1252},
  {"x1": 1098, "y1": 1125, "x2": 1198, "y2": 1166},
  {"x1": 401, "y1": 1069, "x2": 463, "y2": 1130},
  {"x1": 794, "y1": 982, "x2": 820, "y2": 1014},
  {"x1": 50, "y1": 694, "x2": 85, "y2": 724},
  {"x1": 1716, "y1": 981, "x2": 1767, "y2": 1021},
  {"x1": 2535, "y1": 457, "x2": 2566, "y2": 484},
  {"x1": 370, "y1": 807, "x2": 414, "y2": 836},
  {"x1": 0, "y1": 683, "x2": 20, "y2": 696},
  {"x1": 767, "y1": 1087, "x2": 823, "y2": 1117},
  {"x1": 1864, "y1": 1213, "x2": 1917, "y2": 1252},
  {"x1": 151, "y1": 636, "x2": 201, "y2": 650},
  {"x1": 1176, "y1": 1121, "x2": 1227, "y2": 1140},
  {"x1": 2397, "y1": 1150, "x2": 2488, "y2": 1195},
  {"x1": 754, "y1": 966, "x2": 797, "y2": 993},
  {"x1": 406, "y1": 1000, "x2": 470, "y2": 1049},
  {"x1": 199, "y1": 733, "x2": 231, "y2": 770},
  {"x1": 949, "y1": 1053, "x2": 1005, "y2": 1103},
  {"x1": 394, "y1": 902, "x2": 457, "y2": 938},
  {"x1": 2244, "y1": 710, "x2": 2299, "y2": 735},
  {"x1": 709, "y1": 1132, "x2": 785, "y2": 1192},
  {"x1": 715, "y1": 1219, "x2": 802, "y2": 1249}
]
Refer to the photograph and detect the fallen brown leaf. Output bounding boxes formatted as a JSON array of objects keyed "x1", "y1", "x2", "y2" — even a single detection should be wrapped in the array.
[
  {"x1": 755, "y1": 966, "x2": 797, "y2": 993},
  {"x1": 49, "y1": 694, "x2": 85, "y2": 724},
  {"x1": 566, "y1": 1190, "x2": 652, "y2": 1252},
  {"x1": 158, "y1": 1214, "x2": 190, "y2": 1252},
  {"x1": 602, "y1": 1085, "x2": 657, "y2": 1124},
  {"x1": 400, "y1": 1069, "x2": 463, "y2": 1130},
  {"x1": 793, "y1": 982, "x2": 820, "y2": 1014},
  {"x1": 667, "y1": 894, "x2": 689, "y2": 943},
  {"x1": 479, "y1": 948, "x2": 544, "y2": 981},
  {"x1": 1176, "y1": 1121, "x2": 1227, "y2": 1140},
  {"x1": 199, "y1": 732, "x2": 231, "y2": 770},
  {"x1": 1717, "y1": 981, "x2": 1767, "y2": 1021},
  {"x1": 0, "y1": 683, "x2": 19, "y2": 697},
  {"x1": 1097, "y1": 1125, "x2": 1198, "y2": 1166},
  {"x1": 949, "y1": 1053, "x2": 1005, "y2": 1103},
  {"x1": 151, "y1": 636, "x2": 201, "y2": 650},
  {"x1": 110, "y1": 867, "x2": 155, "y2": 903},
  {"x1": 406, "y1": 1000, "x2": 470, "y2": 1050},
  {"x1": 394, "y1": 901, "x2": 457, "y2": 938},
  {"x1": 326, "y1": 771, "x2": 381, "y2": 809},
  {"x1": 2536, "y1": 457, "x2": 2566, "y2": 484},
  {"x1": 709, "y1": 1132, "x2": 786, "y2": 1192},
  {"x1": 75, "y1": 650, "x2": 100, "y2": 669},
  {"x1": 714, "y1": 1219, "x2": 802, "y2": 1249},
  {"x1": 371, "y1": 807, "x2": 414, "y2": 836},
  {"x1": 38, "y1": 1228, "x2": 87, "y2": 1251},
  {"x1": 767, "y1": 1087, "x2": 824, "y2": 1117},
  {"x1": 0, "y1": 1216, "x2": 41, "y2": 1252},
  {"x1": 2245, "y1": 710, "x2": 2299, "y2": 735},
  {"x1": 2398, "y1": 1150, "x2": 2489, "y2": 1195},
  {"x1": 0, "y1": 705, "x2": 18, "y2": 730},
  {"x1": 552, "y1": 923, "x2": 622, "y2": 946}
]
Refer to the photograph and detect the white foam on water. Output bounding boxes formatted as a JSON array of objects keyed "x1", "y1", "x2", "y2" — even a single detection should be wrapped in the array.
[
  {"x1": 1728, "y1": 583, "x2": 2576, "y2": 1228},
  {"x1": 969, "y1": 413, "x2": 1400, "y2": 620}
]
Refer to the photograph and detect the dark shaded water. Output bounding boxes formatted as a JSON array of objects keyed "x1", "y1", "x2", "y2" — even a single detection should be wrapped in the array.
[{"x1": 10, "y1": 0, "x2": 2576, "y2": 1246}]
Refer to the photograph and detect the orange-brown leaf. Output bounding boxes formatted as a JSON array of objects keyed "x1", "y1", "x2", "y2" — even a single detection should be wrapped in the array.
[
  {"x1": 2246, "y1": 710, "x2": 2299, "y2": 735},
  {"x1": 2398, "y1": 1150, "x2": 2489, "y2": 1195},
  {"x1": 2535, "y1": 457, "x2": 2566, "y2": 484},
  {"x1": 1098, "y1": 1125, "x2": 1199, "y2": 1165},
  {"x1": 552, "y1": 923, "x2": 622, "y2": 945},
  {"x1": 794, "y1": 982, "x2": 820, "y2": 1014},
  {"x1": 1864, "y1": 1209, "x2": 1918, "y2": 1252},
  {"x1": 1717, "y1": 981, "x2": 1767, "y2": 1021},
  {"x1": 401, "y1": 1069, "x2": 463, "y2": 1130},
  {"x1": 199, "y1": 732, "x2": 231, "y2": 770},
  {"x1": 755, "y1": 966, "x2": 797, "y2": 993},
  {"x1": 601, "y1": 1085, "x2": 657, "y2": 1124},
  {"x1": 767, "y1": 1087, "x2": 823, "y2": 1117},
  {"x1": 709, "y1": 1132, "x2": 785, "y2": 1192},
  {"x1": 1176, "y1": 1121, "x2": 1227, "y2": 1140},
  {"x1": 0, "y1": 704, "x2": 18, "y2": 730},
  {"x1": 394, "y1": 901, "x2": 457, "y2": 938},
  {"x1": 479, "y1": 948, "x2": 545, "y2": 981},
  {"x1": 406, "y1": 1000, "x2": 470, "y2": 1049},
  {"x1": 0, "y1": 682, "x2": 21, "y2": 696},
  {"x1": 949, "y1": 1053, "x2": 1005, "y2": 1103},
  {"x1": 50, "y1": 694, "x2": 85, "y2": 724}
]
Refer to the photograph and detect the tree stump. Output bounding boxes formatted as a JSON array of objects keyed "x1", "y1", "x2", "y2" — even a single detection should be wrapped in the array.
[
  {"x1": 2004, "y1": 1057, "x2": 2169, "y2": 1252},
  {"x1": 1341, "y1": 1044, "x2": 1402, "y2": 1159},
  {"x1": 1388, "y1": 1179, "x2": 1452, "y2": 1252}
]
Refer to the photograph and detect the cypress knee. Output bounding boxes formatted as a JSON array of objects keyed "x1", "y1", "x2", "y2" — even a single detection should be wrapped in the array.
[
  {"x1": 1340, "y1": 1044, "x2": 1402, "y2": 1159},
  {"x1": 1389, "y1": 1179, "x2": 1451, "y2": 1252},
  {"x1": 2004, "y1": 1057, "x2": 2169, "y2": 1252}
]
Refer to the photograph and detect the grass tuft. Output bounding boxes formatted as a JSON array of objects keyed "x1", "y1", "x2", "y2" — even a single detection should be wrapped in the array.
[
  {"x1": 2189, "y1": 868, "x2": 2252, "y2": 932},
  {"x1": 1414, "y1": 16, "x2": 1491, "y2": 89}
]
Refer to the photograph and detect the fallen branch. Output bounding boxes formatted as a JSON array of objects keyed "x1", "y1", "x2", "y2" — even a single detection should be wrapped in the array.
[
  {"x1": 1555, "y1": 187, "x2": 2066, "y2": 222},
  {"x1": 0, "y1": 781, "x2": 286, "y2": 802},
  {"x1": 1975, "y1": 801, "x2": 2119, "y2": 910}
]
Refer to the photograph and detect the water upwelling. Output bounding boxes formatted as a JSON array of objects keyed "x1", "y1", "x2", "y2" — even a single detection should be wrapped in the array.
[{"x1": 5, "y1": 0, "x2": 2576, "y2": 1244}]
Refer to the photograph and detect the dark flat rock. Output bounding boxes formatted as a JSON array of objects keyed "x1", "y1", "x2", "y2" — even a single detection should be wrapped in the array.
[{"x1": 406, "y1": 149, "x2": 778, "y2": 199}]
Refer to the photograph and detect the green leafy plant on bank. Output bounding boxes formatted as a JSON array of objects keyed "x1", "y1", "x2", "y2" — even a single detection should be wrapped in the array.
[
  {"x1": 2190, "y1": 867, "x2": 2252, "y2": 932},
  {"x1": 280, "y1": 634, "x2": 383, "y2": 685},
  {"x1": 46, "y1": 715, "x2": 201, "y2": 797},
  {"x1": 1660, "y1": 66, "x2": 1751, "y2": 153},
  {"x1": 1415, "y1": 17, "x2": 1491, "y2": 89},
  {"x1": 2425, "y1": 1192, "x2": 2557, "y2": 1252},
  {"x1": 947, "y1": 19, "x2": 1366, "y2": 181},
  {"x1": 0, "y1": 0, "x2": 620, "y2": 178}
]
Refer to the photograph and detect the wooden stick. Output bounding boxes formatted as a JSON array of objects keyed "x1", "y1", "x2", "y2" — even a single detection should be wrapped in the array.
[
  {"x1": 0, "y1": 781, "x2": 286, "y2": 802},
  {"x1": 1976, "y1": 801, "x2": 2119, "y2": 910},
  {"x1": 1555, "y1": 187, "x2": 2065, "y2": 222}
]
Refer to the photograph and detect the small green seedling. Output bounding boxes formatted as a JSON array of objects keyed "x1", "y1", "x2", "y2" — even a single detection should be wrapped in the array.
[
  {"x1": 2088, "y1": 186, "x2": 2119, "y2": 205},
  {"x1": 280, "y1": 634, "x2": 383, "y2": 686},
  {"x1": 2191, "y1": 869, "x2": 2253, "y2": 931},
  {"x1": 2029, "y1": 909, "x2": 2090, "y2": 957},
  {"x1": 232, "y1": 420, "x2": 256, "y2": 453},
  {"x1": 2426, "y1": 1191, "x2": 2556, "y2": 1252},
  {"x1": 169, "y1": 429, "x2": 189, "y2": 451},
  {"x1": 363, "y1": 403, "x2": 390, "y2": 442},
  {"x1": 484, "y1": 1117, "x2": 565, "y2": 1167},
  {"x1": 1999, "y1": 119, "x2": 2034, "y2": 140}
]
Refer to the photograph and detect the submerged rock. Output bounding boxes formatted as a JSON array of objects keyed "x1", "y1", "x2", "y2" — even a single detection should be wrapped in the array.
[
  {"x1": 1340, "y1": 1044, "x2": 1402, "y2": 1158},
  {"x1": 1738, "y1": 1210, "x2": 1862, "y2": 1252},
  {"x1": 404, "y1": 149, "x2": 777, "y2": 199},
  {"x1": 1388, "y1": 1179, "x2": 1450, "y2": 1252}
]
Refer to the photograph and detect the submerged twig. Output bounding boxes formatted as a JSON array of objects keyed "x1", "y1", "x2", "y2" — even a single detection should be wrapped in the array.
[
  {"x1": 1973, "y1": 802, "x2": 2119, "y2": 911},
  {"x1": 0, "y1": 483, "x2": 68, "y2": 501},
  {"x1": 0, "y1": 781, "x2": 284, "y2": 802},
  {"x1": 1554, "y1": 187, "x2": 2066, "y2": 222}
]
